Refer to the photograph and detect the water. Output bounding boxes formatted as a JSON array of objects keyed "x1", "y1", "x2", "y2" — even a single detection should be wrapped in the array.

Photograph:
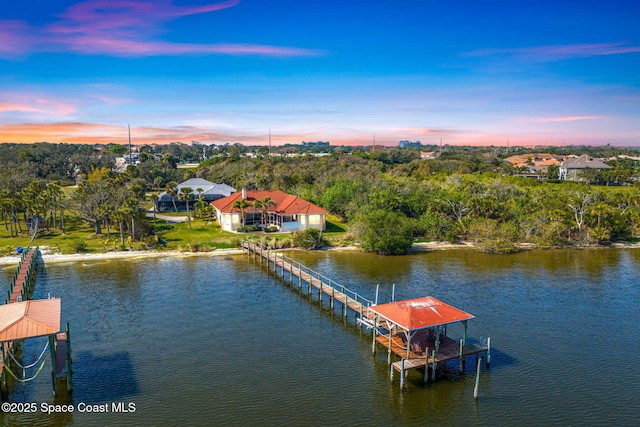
[{"x1": 1, "y1": 248, "x2": 639, "y2": 426}]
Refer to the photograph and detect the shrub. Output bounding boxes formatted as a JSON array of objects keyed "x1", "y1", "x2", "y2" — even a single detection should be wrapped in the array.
[
  {"x1": 70, "y1": 237, "x2": 88, "y2": 253},
  {"x1": 352, "y1": 210, "x2": 414, "y2": 255},
  {"x1": 468, "y1": 218, "x2": 519, "y2": 254},
  {"x1": 292, "y1": 228, "x2": 325, "y2": 250},
  {"x1": 237, "y1": 225, "x2": 262, "y2": 233},
  {"x1": 264, "y1": 226, "x2": 278, "y2": 233}
]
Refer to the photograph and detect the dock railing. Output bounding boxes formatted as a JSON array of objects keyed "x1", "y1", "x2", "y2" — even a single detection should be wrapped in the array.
[{"x1": 241, "y1": 240, "x2": 374, "y2": 314}]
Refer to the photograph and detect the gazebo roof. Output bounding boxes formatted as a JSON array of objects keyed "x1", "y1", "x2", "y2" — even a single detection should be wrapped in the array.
[
  {"x1": 0, "y1": 299, "x2": 61, "y2": 342},
  {"x1": 368, "y1": 296, "x2": 474, "y2": 331}
]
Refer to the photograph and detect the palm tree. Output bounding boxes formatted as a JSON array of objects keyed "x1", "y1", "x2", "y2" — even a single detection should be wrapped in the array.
[
  {"x1": 179, "y1": 186, "x2": 194, "y2": 229},
  {"x1": 232, "y1": 198, "x2": 252, "y2": 228},
  {"x1": 95, "y1": 204, "x2": 112, "y2": 239},
  {"x1": 112, "y1": 209, "x2": 128, "y2": 247},
  {"x1": 123, "y1": 198, "x2": 140, "y2": 243},
  {"x1": 196, "y1": 187, "x2": 204, "y2": 200},
  {"x1": 253, "y1": 196, "x2": 276, "y2": 227},
  {"x1": 165, "y1": 182, "x2": 178, "y2": 212},
  {"x1": 150, "y1": 194, "x2": 159, "y2": 227},
  {"x1": 153, "y1": 176, "x2": 164, "y2": 191}
]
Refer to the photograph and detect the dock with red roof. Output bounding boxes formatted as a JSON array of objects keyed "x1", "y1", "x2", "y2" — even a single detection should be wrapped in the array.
[{"x1": 242, "y1": 240, "x2": 491, "y2": 390}]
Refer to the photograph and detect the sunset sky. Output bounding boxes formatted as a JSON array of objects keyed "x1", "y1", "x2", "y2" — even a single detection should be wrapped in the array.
[{"x1": 1, "y1": 0, "x2": 639, "y2": 146}]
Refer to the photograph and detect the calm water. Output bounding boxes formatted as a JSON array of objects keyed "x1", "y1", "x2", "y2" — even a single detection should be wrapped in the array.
[{"x1": 1, "y1": 248, "x2": 639, "y2": 426}]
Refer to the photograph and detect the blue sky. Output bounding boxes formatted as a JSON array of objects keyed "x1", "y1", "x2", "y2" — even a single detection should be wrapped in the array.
[{"x1": 1, "y1": 0, "x2": 639, "y2": 146}]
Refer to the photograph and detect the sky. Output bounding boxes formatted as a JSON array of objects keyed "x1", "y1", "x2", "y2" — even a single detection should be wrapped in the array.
[{"x1": 0, "y1": 0, "x2": 639, "y2": 147}]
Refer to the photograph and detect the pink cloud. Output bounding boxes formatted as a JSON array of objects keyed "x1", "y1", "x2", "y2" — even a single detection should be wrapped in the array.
[
  {"x1": 521, "y1": 116, "x2": 607, "y2": 123},
  {"x1": 0, "y1": 0, "x2": 320, "y2": 58},
  {"x1": 468, "y1": 42, "x2": 640, "y2": 62},
  {"x1": 0, "y1": 97, "x2": 76, "y2": 116},
  {"x1": 0, "y1": 20, "x2": 36, "y2": 58}
]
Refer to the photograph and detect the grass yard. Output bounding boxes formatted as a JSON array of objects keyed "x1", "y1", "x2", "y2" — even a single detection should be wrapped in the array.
[{"x1": 0, "y1": 213, "x2": 349, "y2": 255}]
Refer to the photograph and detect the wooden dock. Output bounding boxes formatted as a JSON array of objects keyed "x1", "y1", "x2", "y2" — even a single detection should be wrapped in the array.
[
  {"x1": 6, "y1": 247, "x2": 40, "y2": 304},
  {"x1": 0, "y1": 248, "x2": 72, "y2": 400},
  {"x1": 241, "y1": 241, "x2": 373, "y2": 320},
  {"x1": 241, "y1": 240, "x2": 491, "y2": 390}
]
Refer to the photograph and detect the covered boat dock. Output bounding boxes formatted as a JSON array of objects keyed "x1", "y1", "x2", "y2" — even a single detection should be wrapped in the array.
[
  {"x1": 0, "y1": 298, "x2": 72, "y2": 399},
  {"x1": 368, "y1": 296, "x2": 490, "y2": 388}
]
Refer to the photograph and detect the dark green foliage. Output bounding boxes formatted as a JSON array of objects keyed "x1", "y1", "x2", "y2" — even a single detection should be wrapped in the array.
[
  {"x1": 237, "y1": 225, "x2": 262, "y2": 233},
  {"x1": 292, "y1": 228, "x2": 325, "y2": 249},
  {"x1": 353, "y1": 210, "x2": 414, "y2": 255}
]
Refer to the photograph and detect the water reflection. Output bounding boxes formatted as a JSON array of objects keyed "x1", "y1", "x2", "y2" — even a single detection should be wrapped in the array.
[{"x1": 2, "y1": 248, "x2": 639, "y2": 426}]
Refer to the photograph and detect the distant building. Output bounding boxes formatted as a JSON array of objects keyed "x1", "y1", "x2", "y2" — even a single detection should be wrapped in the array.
[
  {"x1": 157, "y1": 178, "x2": 235, "y2": 211},
  {"x1": 399, "y1": 140, "x2": 422, "y2": 148},
  {"x1": 503, "y1": 153, "x2": 561, "y2": 176},
  {"x1": 301, "y1": 141, "x2": 330, "y2": 146},
  {"x1": 420, "y1": 151, "x2": 437, "y2": 159},
  {"x1": 559, "y1": 154, "x2": 612, "y2": 181}
]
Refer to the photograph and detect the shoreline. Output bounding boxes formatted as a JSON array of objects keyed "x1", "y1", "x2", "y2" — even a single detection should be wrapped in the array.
[{"x1": 1, "y1": 240, "x2": 639, "y2": 266}]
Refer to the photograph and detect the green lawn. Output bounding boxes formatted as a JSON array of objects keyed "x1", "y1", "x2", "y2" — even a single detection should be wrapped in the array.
[{"x1": 0, "y1": 213, "x2": 348, "y2": 255}]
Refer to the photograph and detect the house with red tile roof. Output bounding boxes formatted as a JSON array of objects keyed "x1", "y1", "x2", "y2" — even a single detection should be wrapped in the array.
[{"x1": 211, "y1": 189, "x2": 328, "y2": 232}]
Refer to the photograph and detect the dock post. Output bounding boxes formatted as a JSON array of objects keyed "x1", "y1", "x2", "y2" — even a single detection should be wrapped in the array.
[
  {"x1": 400, "y1": 359, "x2": 405, "y2": 390},
  {"x1": 330, "y1": 286, "x2": 334, "y2": 309},
  {"x1": 431, "y1": 350, "x2": 436, "y2": 382},
  {"x1": 317, "y1": 272, "x2": 322, "y2": 300},
  {"x1": 298, "y1": 264, "x2": 302, "y2": 288},
  {"x1": 375, "y1": 285, "x2": 379, "y2": 305},
  {"x1": 48, "y1": 334, "x2": 57, "y2": 396},
  {"x1": 390, "y1": 364, "x2": 394, "y2": 381},
  {"x1": 486, "y1": 337, "x2": 491, "y2": 368},
  {"x1": 371, "y1": 315, "x2": 378, "y2": 354},
  {"x1": 391, "y1": 283, "x2": 395, "y2": 302},
  {"x1": 387, "y1": 328, "x2": 393, "y2": 364},
  {"x1": 474, "y1": 357, "x2": 482, "y2": 399},
  {"x1": 423, "y1": 347, "x2": 430, "y2": 383},
  {"x1": 459, "y1": 339, "x2": 465, "y2": 373}
]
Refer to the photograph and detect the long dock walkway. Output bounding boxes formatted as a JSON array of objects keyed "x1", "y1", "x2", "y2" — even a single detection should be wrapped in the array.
[
  {"x1": 241, "y1": 240, "x2": 490, "y2": 390},
  {"x1": 6, "y1": 247, "x2": 40, "y2": 303},
  {"x1": 241, "y1": 241, "x2": 374, "y2": 320}
]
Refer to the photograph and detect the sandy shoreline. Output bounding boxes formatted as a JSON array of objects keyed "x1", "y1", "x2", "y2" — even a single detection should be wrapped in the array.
[
  {"x1": 1, "y1": 240, "x2": 638, "y2": 266},
  {"x1": 0, "y1": 248, "x2": 246, "y2": 266}
]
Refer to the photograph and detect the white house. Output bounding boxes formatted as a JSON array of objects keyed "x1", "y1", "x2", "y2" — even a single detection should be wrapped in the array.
[{"x1": 211, "y1": 189, "x2": 328, "y2": 233}]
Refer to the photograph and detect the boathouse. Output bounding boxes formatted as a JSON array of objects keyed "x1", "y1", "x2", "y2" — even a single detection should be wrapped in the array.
[{"x1": 368, "y1": 296, "x2": 489, "y2": 388}]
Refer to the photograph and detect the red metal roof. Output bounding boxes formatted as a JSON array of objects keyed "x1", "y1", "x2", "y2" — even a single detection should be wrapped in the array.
[
  {"x1": 368, "y1": 296, "x2": 474, "y2": 331},
  {"x1": 211, "y1": 190, "x2": 328, "y2": 215},
  {"x1": 0, "y1": 299, "x2": 61, "y2": 341}
]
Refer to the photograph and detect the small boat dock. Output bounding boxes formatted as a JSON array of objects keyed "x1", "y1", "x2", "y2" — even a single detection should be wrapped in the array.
[
  {"x1": 0, "y1": 247, "x2": 72, "y2": 400},
  {"x1": 241, "y1": 241, "x2": 491, "y2": 390}
]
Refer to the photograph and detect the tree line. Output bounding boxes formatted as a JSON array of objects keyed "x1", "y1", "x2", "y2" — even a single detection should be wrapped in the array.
[{"x1": 2, "y1": 142, "x2": 640, "y2": 254}]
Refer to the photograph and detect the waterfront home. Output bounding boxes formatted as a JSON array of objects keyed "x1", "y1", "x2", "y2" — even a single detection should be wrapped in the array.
[
  {"x1": 559, "y1": 154, "x2": 612, "y2": 181},
  {"x1": 211, "y1": 189, "x2": 328, "y2": 232},
  {"x1": 157, "y1": 178, "x2": 235, "y2": 211}
]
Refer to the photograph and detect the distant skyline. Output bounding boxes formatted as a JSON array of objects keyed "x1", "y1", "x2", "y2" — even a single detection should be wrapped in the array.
[{"x1": 1, "y1": 0, "x2": 639, "y2": 146}]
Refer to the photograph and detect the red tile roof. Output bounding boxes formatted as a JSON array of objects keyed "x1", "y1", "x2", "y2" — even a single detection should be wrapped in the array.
[
  {"x1": 369, "y1": 296, "x2": 474, "y2": 331},
  {"x1": 211, "y1": 190, "x2": 328, "y2": 215}
]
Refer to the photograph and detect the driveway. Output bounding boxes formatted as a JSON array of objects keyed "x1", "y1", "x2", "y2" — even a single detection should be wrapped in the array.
[{"x1": 146, "y1": 210, "x2": 189, "y2": 223}]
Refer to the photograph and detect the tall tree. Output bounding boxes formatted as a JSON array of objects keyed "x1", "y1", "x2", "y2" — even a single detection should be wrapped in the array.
[
  {"x1": 253, "y1": 196, "x2": 275, "y2": 227},
  {"x1": 165, "y1": 182, "x2": 179, "y2": 212},
  {"x1": 232, "y1": 199, "x2": 252, "y2": 228},
  {"x1": 179, "y1": 186, "x2": 194, "y2": 229}
]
